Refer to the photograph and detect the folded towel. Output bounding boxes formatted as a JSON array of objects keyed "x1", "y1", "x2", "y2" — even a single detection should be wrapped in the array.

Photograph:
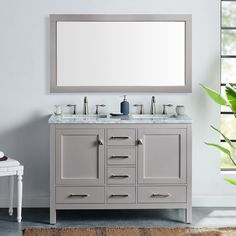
[{"x1": 0, "y1": 151, "x2": 4, "y2": 158}]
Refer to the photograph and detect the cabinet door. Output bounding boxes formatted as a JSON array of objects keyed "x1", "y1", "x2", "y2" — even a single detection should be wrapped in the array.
[
  {"x1": 56, "y1": 129, "x2": 104, "y2": 185},
  {"x1": 138, "y1": 128, "x2": 186, "y2": 184}
]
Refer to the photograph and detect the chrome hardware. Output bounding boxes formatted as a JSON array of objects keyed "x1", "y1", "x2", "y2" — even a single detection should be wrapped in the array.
[
  {"x1": 83, "y1": 96, "x2": 89, "y2": 115},
  {"x1": 110, "y1": 136, "x2": 129, "y2": 139},
  {"x1": 110, "y1": 156, "x2": 129, "y2": 159},
  {"x1": 151, "y1": 193, "x2": 171, "y2": 198},
  {"x1": 68, "y1": 193, "x2": 88, "y2": 198},
  {"x1": 133, "y1": 104, "x2": 144, "y2": 114},
  {"x1": 110, "y1": 194, "x2": 129, "y2": 198},
  {"x1": 67, "y1": 104, "x2": 77, "y2": 115},
  {"x1": 110, "y1": 175, "x2": 129, "y2": 178},
  {"x1": 98, "y1": 139, "x2": 104, "y2": 145},
  {"x1": 137, "y1": 139, "x2": 143, "y2": 145},
  {"x1": 150, "y1": 96, "x2": 156, "y2": 114},
  {"x1": 163, "y1": 104, "x2": 173, "y2": 115},
  {"x1": 95, "y1": 104, "x2": 106, "y2": 114}
]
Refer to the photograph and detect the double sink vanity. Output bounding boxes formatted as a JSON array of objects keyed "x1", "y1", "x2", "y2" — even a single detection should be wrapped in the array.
[{"x1": 49, "y1": 113, "x2": 192, "y2": 224}]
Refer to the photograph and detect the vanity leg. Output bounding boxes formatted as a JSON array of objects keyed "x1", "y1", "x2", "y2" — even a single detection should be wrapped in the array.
[
  {"x1": 185, "y1": 208, "x2": 192, "y2": 224},
  {"x1": 50, "y1": 206, "x2": 56, "y2": 224}
]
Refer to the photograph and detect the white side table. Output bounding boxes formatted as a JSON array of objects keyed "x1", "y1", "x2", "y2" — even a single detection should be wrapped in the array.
[{"x1": 0, "y1": 158, "x2": 24, "y2": 222}]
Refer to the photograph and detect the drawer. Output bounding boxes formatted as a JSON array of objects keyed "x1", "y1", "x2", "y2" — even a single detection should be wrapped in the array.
[
  {"x1": 107, "y1": 167, "x2": 135, "y2": 185},
  {"x1": 106, "y1": 187, "x2": 136, "y2": 204},
  {"x1": 107, "y1": 129, "x2": 136, "y2": 146},
  {"x1": 107, "y1": 148, "x2": 136, "y2": 165},
  {"x1": 56, "y1": 187, "x2": 104, "y2": 204},
  {"x1": 138, "y1": 186, "x2": 186, "y2": 203}
]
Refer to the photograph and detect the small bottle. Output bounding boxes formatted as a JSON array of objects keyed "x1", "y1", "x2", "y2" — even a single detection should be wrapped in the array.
[{"x1": 120, "y1": 95, "x2": 129, "y2": 115}]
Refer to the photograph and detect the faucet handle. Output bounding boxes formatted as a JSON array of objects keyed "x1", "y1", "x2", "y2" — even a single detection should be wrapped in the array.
[
  {"x1": 162, "y1": 104, "x2": 173, "y2": 115},
  {"x1": 95, "y1": 104, "x2": 106, "y2": 114},
  {"x1": 133, "y1": 104, "x2": 144, "y2": 114},
  {"x1": 67, "y1": 104, "x2": 77, "y2": 115}
]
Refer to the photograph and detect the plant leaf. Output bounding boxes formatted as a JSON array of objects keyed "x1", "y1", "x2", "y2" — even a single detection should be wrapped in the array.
[
  {"x1": 226, "y1": 84, "x2": 236, "y2": 113},
  {"x1": 205, "y1": 142, "x2": 236, "y2": 166},
  {"x1": 224, "y1": 178, "x2": 236, "y2": 186},
  {"x1": 204, "y1": 142, "x2": 231, "y2": 156},
  {"x1": 210, "y1": 125, "x2": 235, "y2": 148},
  {"x1": 200, "y1": 84, "x2": 228, "y2": 106}
]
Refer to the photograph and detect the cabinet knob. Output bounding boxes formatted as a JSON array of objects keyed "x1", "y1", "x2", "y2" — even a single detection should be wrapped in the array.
[
  {"x1": 98, "y1": 139, "x2": 104, "y2": 145},
  {"x1": 137, "y1": 139, "x2": 143, "y2": 145}
]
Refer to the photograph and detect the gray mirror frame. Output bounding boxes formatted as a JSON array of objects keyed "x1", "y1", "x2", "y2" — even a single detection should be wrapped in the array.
[{"x1": 50, "y1": 14, "x2": 192, "y2": 93}]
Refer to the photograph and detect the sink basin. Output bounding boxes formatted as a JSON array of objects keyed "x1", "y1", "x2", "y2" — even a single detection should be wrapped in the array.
[
  {"x1": 61, "y1": 114, "x2": 108, "y2": 119},
  {"x1": 131, "y1": 114, "x2": 177, "y2": 119}
]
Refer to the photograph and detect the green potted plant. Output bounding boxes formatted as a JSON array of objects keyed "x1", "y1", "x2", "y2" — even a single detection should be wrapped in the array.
[{"x1": 200, "y1": 83, "x2": 236, "y2": 185}]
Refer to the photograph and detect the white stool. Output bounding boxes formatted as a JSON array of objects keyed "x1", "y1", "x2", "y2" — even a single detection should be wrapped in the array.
[{"x1": 0, "y1": 158, "x2": 24, "y2": 222}]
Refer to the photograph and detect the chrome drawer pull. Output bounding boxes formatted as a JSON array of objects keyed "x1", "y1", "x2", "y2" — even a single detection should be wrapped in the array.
[
  {"x1": 151, "y1": 193, "x2": 171, "y2": 198},
  {"x1": 68, "y1": 193, "x2": 89, "y2": 198},
  {"x1": 110, "y1": 136, "x2": 130, "y2": 139},
  {"x1": 110, "y1": 174, "x2": 129, "y2": 178},
  {"x1": 110, "y1": 155, "x2": 129, "y2": 159},
  {"x1": 110, "y1": 194, "x2": 129, "y2": 198}
]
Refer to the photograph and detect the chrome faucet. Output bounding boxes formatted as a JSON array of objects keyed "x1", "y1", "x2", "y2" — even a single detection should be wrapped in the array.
[
  {"x1": 67, "y1": 104, "x2": 77, "y2": 115},
  {"x1": 133, "y1": 104, "x2": 144, "y2": 114},
  {"x1": 163, "y1": 104, "x2": 173, "y2": 114},
  {"x1": 83, "y1": 96, "x2": 89, "y2": 115},
  {"x1": 95, "y1": 104, "x2": 106, "y2": 114},
  {"x1": 150, "y1": 96, "x2": 156, "y2": 114}
]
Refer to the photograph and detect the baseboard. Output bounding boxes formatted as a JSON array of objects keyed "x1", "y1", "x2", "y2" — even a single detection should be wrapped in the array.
[
  {"x1": 0, "y1": 194, "x2": 49, "y2": 208},
  {"x1": 0, "y1": 195, "x2": 235, "y2": 208},
  {"x1": 192, "y1": 195, "x2": 236, "y2": 207}
]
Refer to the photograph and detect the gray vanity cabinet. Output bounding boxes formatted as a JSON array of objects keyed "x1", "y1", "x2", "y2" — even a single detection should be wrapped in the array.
[
  {"x1": 50, "y1": 122, "x2": 192, "y2": 225},
  {"x1": 55, "y1": 128, "x2": 104, "y2": 185},
  {"x1": 138, "y1": 128, "x2": 186, "y2": 184}
]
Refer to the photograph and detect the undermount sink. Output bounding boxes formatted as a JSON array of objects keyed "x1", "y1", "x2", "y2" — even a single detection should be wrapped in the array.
[
  {"x1": 61, "y1": 114, "x2": 108, "y2": 119},
  {"x1": 131, "y1": 114, "x2": 177, "y2": 119}
]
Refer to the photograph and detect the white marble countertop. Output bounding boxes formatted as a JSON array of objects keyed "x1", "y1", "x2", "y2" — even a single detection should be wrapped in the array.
[{"x1": 48, "y1": 113, "x2": 192, "y2": 124}]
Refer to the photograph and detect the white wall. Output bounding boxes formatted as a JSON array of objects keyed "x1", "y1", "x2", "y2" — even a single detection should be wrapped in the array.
[{"x1": 1, "y1": 0, "x2": 235, "y2": 208}]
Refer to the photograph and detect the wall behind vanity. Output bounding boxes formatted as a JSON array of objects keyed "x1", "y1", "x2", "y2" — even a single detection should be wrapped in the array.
[{"x1": 0, "y1": 0, "x2": 235, "y2": 207}]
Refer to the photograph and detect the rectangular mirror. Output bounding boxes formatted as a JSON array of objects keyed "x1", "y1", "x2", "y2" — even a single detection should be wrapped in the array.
[{"x1": 50, "y1": 14, "x2": 192, "y2": 92}]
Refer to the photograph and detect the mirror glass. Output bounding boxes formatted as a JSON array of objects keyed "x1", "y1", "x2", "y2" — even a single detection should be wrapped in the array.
[{"x1": 50, "y1": 15, "x2": 192, "y2": 92}]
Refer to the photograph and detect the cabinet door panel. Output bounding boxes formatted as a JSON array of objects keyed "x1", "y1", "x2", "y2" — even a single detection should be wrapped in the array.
[
  {"x1": 138, "y1": 128, "x2": 186, "y2": 184},
  {"x1": 56, "y1": 129, "x2": 104, "y2": 185}
]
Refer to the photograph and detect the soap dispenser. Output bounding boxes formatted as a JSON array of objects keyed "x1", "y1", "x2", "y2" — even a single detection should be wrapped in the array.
[{"x1": 120, "y1": 95, "x2": 129, "y2": 115}]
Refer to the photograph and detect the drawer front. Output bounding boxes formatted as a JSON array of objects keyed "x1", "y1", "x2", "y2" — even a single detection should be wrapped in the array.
[
  {"x1": 107, "y1": 148, "x2": 136, "y2": 165},
  {"x1": 106, "y1": 187, "x2": 136, "y2": 204},
  {"x1": 56, "y1": 187, "x2": 104, "y2": 204},
  {"x1": 138, "y1": 186, "x2": 186, "y2": 203},
  {"x1": 107, "y1": 129, "x2": 136, "y2": 146},
  {"x1": 107, "y1": 167, "x2": 135, "y2": 185}
]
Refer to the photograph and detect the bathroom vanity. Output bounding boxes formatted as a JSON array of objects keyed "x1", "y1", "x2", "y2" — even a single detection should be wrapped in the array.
[{"x1": 49, "y1": 114, "x2": 192, "y2": 224}]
